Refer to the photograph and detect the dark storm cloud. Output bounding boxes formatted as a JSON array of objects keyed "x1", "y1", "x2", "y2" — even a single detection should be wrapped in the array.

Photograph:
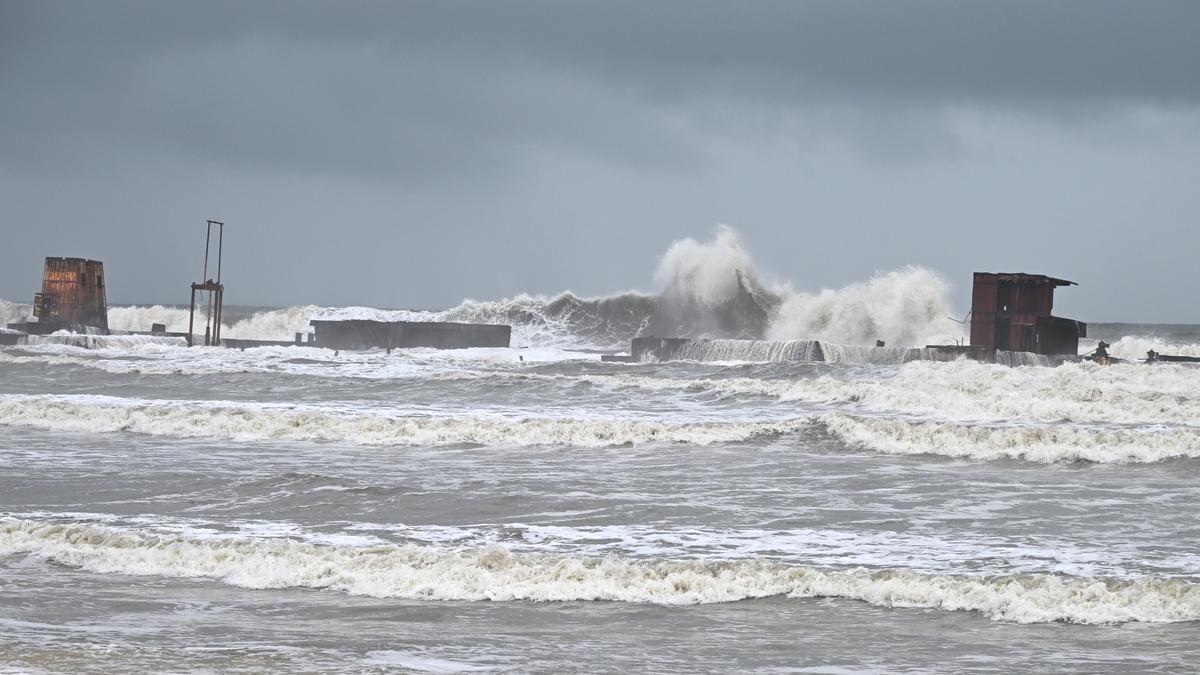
[
  {"x1": 3, "y1": 1, "x2": 1198, "y2": 179},
  {"x1": 2, "y1": 1, "x2": 1199, "y2": 321}
]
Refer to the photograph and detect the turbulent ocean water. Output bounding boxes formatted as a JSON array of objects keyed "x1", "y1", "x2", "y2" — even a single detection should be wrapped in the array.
[{"x1": 3, "y1": 229, "x2": 1200, "y2": 672}]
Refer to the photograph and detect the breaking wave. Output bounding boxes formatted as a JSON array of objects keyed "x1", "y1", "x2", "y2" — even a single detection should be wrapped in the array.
[
  {"x1": 580, "y1": 359, "x2": 1200, "y2": 428},
  {"x1": 0, "y1": 300, "x2": 32, "y2": 329},
  {"x1": 821, "y1": 414, "x2": 1200, "y2": 464},
  {"x1": 0, "y1": 394, "x2": 809, "y2": 448},
  {"x1": 0, "y1": 227, "x2": 961, "y2": 349},
  {"x1": 8, "y1": 229, "x2": 1198, "y2": 357},
  {"x1": 1105, "y1": 336, "x2": 1200, "y2": 361},
  {"x1": 444, "y1": 226, "x2": 959, "y2": 349},
  {"x1": 3, "y1": 518, "x2": 1197, "y2": 624},
  {"x1": 768, "y1": 266, "x2": 959, "y2": 347},
  {"x1": 105, "y1": 304, "x2": 318, "y2": 341},
  {"x1": 19, "y1": 333, "x2": 186, "y2": 349}
]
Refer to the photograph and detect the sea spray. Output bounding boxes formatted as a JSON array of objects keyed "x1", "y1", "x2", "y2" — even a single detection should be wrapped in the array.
[
  {"x1": 0, "y1": 299, "x2": 33, "y2": 328},
  {"x1": 4, "y1": 227, "x2": 961, "y2": 349},
  {"x1": 106, "y1": 304, "x2": 319, "y2": 340},
  {"x1": 767, "y1": 266, "x2": 960, "y2": 347}
]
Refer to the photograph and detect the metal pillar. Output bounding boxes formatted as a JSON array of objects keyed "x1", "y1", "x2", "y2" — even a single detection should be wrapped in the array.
[{"x1": 188, "y1": 220, "x2": 226, "y2": 347}]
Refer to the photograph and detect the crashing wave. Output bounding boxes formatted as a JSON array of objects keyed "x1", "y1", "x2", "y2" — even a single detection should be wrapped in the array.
[
  {"x1": 3, "y1": 518, "x2": 1197, "y2": 624},
  {"x1": 106, "y1": 304, "x2": 318, "y2": 341},
  {"x1": 0, "y1": 299, "x2": 33, "y2": 328},
  {"x1": 3, "y1": 226, "x2": 961, "y2": 350},
  {"x1": 768, "y1": 266, "x2": 960, "y2": 347},
  {"x1": 1103, "y1": 336, "x2": 1200, "y2": 361},
  {"x1": 0, "y1": 394, "x2": 809, "y2": 448}
]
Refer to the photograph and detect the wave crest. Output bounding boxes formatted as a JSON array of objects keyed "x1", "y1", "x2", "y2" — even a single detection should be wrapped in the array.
[
  {"x1": 821, "y1": 414, "x2": 1200, "y2": 464},
  {"x1": 4, "y1": 518, "x2": 1197, "y2": 624},
  {"x1": 0, "y1": 394, "x2": 808, "y2": 447}
]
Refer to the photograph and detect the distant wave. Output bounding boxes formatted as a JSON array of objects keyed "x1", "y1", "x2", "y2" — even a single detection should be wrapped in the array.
[
  {"x1": 0, "y1": 394, "x2": 809, "y2": 448},
  {"x1": 4, "y1": 518, "x2": 1197, "y2": 624}
]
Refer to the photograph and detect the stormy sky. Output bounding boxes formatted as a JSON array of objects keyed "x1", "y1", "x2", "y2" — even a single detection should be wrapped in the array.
[{"x1": 2, "y1": 1, "x2": 1198, "y2": 322}]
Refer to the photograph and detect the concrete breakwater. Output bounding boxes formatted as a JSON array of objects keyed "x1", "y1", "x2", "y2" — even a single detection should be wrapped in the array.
[
  {"x1": 629, "y1": 337, "x2": 1065, "y2": 367},
  {"x1": 309, "y1": 320, "x2": 511, "y2": 351}
]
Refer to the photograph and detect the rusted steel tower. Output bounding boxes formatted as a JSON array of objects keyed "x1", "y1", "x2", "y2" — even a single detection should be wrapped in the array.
[
  {"x1": 31, "y1": 257, "x2": 109, "y2": 334},
  {"x1": 188, "y1": 220, "x2": 225, "y2": 347}
]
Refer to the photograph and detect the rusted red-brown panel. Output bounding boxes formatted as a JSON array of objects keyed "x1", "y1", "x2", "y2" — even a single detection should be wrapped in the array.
[
  {"x1": 969, "y1": 272, "x2": 1081, "y2": 355},
  {"x1": 37, "y1": 257, "x2": 108, "y2": 331},
  {"x1": 971, "y1": 273, "x2": 998, "y2": 313}
]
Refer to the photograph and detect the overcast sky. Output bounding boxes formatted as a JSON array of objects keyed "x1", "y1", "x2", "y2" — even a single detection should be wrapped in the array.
[{"x1": 2, "y1": 1, "x2": 1198, "y2": 321}]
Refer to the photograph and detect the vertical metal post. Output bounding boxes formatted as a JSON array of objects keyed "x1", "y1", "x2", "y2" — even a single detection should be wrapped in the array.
[
  {"x1": 187, "y1": 287, "x2": 196, "y2": 347},
  {"x1": 214, "y1": 287, "x2": 223, "y2": 343},
  {"x1": 215, "y1": 221, "x2": 224, "y2": 284},
  {"x1": 202, "y1": 221, "x2": 212, "y2": 281}
]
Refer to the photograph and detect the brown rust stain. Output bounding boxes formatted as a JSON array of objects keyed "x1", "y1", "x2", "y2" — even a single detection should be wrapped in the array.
[{"x1": 34, "y1": 257, "x2": 108, "y2": 332}]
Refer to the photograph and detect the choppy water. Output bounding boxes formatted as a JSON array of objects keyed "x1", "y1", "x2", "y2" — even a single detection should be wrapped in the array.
[
  {"x1": 5, "y1": 228, "x2": 1200, "y2": 671},
  {"x1": 2, "y1": 319, "x2": 1200, "y2": 673}
]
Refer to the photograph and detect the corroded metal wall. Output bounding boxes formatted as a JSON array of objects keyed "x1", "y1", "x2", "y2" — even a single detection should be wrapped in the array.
[
  {"x1": 969, "y1": 272, "x2": 1083, "y2": 355},
  {"x1": 34, "y1": 257, "x2": 109, "y2": 332}
]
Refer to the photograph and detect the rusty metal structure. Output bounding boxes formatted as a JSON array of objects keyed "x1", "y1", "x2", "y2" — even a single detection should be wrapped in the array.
[
  {"x1": 29, "y1": 257, "x2": 109, "y2": 334},
  {"x1": 188, "y1": 220, "x2": 225, "y2": 346},
  {"x1": 969, "y1": 273, "x2": 1086, "y2": 355}
]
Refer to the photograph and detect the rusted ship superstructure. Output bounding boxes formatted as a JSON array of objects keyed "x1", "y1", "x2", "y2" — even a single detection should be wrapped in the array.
[
  {"x1": 968, "y1": 273, "x2": 1085, "y2": 356},
  {"x1": 11, "y1": 257, "x2": 110, "y2": 335}
]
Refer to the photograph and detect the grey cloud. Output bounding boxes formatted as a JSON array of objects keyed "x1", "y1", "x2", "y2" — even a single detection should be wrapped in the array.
[
  {"x1": 2, "y1": 1, "x2": 1199, "y2": 321},
  {"x1": 4, "y1": 1, "x2": 1199, "y2": 179}
]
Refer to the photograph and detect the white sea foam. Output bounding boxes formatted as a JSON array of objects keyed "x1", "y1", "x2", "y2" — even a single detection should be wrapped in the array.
[
  {"x1": 0, "y1": 343, "x2": 591, "y2": 380},
  {"x1": 581, "y1": 359, "x2": 1200, "y2": 427},
  {"x1": 23, "y1": 511, "x2": 1176, "y2": 578},
  {"x1": 3, "y1": 518, "x2": 1197, "y2": 624},
  {"x1": 0, "y1": 394, "x2": 809, "y2": 447},
  {"x1": 821, "y1": 414, "x2": 1200, "y2": 464},
  {"x1": 1105, "y1": 336, "x2": 1200, "y2": 360},
  {"x1": 363, "y1": 651, "x2": 492, "y2": 673},
  {"x1": 19, "y1": 333, "x2": 186, "y2": 349}
]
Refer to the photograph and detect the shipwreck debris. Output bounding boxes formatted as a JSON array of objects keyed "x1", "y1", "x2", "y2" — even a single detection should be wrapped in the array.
[
  {"x1": 11, "y1": 257, "x2": 111, "y2": 335},
  {"x1": 968, "y1": 272, "x2": 1086, "y2": 356}
]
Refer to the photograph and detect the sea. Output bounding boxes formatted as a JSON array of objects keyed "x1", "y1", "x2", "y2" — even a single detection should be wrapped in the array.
[{"x1": 2, "y1": 232, "x2": 1199, "y2": 673}]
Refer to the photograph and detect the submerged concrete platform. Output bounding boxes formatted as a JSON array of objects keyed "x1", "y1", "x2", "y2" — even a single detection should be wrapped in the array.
[
  {"x1": 628, "y1": 337, "x2": 1073, "y2": 367},
  {"x1": 309, "y1": 320, "x2": 511, "y2": 351}
]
